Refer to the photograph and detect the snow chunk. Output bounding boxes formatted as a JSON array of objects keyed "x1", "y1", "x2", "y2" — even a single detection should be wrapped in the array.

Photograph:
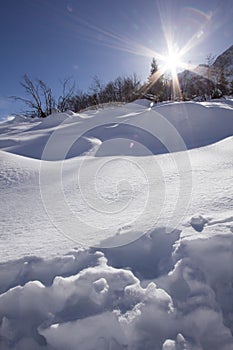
[{"x1": 190, "y1": 214, "x2": 208, "y2": 232}]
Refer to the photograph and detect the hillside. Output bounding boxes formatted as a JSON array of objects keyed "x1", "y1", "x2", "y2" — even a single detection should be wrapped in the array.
[
  {"x1": 178, "y1": 45, "x2": 233, "y2": 97},
  {"x1": 213, "y1": 44, "x2": 233, "y2": 81},
  {"x1": 193, "y1": 45, "x2": 233, "y2": 81},
  {"x1": 0, "y1": 99, "x2": 233, "y2": 350}
]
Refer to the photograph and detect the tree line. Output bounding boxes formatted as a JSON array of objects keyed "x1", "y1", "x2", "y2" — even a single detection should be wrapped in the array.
[
  {"x1": 13, "y1": 55, "x2": 233, "y2": 118},
  {"x1": 144, "y1": 55, "x2": 233, "y2": 102},
  {"x1": 13, "y1": 73, "x2": 141, "y2": 118}
]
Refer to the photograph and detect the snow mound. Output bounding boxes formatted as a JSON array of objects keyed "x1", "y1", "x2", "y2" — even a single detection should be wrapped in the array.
[
  {"x1": 0, "y1": 99, "x2": 232, "y2": 159},
  {"x1": 0, "y1": 117, "x2": 233, "y2": 259}
]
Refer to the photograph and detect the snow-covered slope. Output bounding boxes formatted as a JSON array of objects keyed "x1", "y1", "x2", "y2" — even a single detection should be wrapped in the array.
[
  {"x1": 0, "y1": 100, "x2": 233, "y2": 349},
  {"x1": 213, "y1": 44, "x2": 233, "y2": 83},
  {"x1": 178, "y1": 45, "x2": 233, "y2": 94},
  {"x1": 178, "y1": 68, "x2": 213, "y2": 97},
  {"x1": 1, "y1": 100, "x2": 233, "y2": 159}
]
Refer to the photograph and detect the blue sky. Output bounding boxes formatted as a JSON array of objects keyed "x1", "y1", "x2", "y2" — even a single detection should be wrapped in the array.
[{"x1": 0, "y1": 0, "x2": 233, "y2": 118}]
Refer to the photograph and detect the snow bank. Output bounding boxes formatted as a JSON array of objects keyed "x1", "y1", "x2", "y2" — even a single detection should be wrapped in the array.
[
  {"x1": 0, "y1": 99, "x2": 233, "y2": 159},
  {"x1": 1, "y1": 224, "x2": 233, "y2": 349},
  {"x1": 97, "y1": 227, "x2": 181, "y2": 279}
]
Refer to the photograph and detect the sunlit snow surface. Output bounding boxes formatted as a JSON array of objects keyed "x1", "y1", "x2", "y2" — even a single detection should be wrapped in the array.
[{"x1": 0, "y1": 99, "x2": 233, "y2": 349}]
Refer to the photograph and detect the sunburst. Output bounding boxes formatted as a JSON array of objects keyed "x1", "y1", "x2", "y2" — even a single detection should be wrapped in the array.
[
  {"x1": 159, "y1": 48, "x2": 187, "y2": 99},
  {"x1": 163, "y1": 50, "x2": 183, "y2": 74}
]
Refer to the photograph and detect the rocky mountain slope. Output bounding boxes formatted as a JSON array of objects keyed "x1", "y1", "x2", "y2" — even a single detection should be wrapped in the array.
[
  {"x1": 178, "y1": 45, "x2": 233, "y2": 97},
  {"x1": 213, "y1": 44, "x2": 233, "y2": 82}
]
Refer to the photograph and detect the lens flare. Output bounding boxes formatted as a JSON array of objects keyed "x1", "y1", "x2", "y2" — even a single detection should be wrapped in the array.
[
  {"x1": 157, "y1": 47, "x2": 186, "y2": 99},
  {"x1": 40, "y1": 0, "x2": 225, "y2": 100},
  {"x1": 164, "y1": 51, "x2": 182, "y2": 72}
]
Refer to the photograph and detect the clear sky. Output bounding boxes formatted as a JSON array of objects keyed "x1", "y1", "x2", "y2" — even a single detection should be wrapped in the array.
[{"x1": 0, "y1": 0, "x2": 233, "y2": 118}]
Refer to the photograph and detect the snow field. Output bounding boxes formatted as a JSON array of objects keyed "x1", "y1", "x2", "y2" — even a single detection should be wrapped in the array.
[{"x1": 0, "y1": 99, "x2": 233, "y2": 349}]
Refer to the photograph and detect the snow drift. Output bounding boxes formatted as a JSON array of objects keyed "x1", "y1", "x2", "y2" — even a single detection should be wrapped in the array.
[
  {"x1": 0, "y1": 99, "x2": 233, "y2": 349},
  {"x1": 1, "y1": 228, "x2": 233, "y2": 350},
  {"x1": 0, "y1": 99, "x2": 233, "y2": 159}
]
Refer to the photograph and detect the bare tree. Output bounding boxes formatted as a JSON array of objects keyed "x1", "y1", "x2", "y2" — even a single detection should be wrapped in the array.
[
  {"x1": 89, "y1": 76, "x2": 104, "y2": 106},
  {"x1": 120, "y1": 73, "x2": 141, "y2": 102},
  {"x1": 12, "y1": 74, "x2": 55, "y2": 118},
  {"x1": 57, "y1": 77, "x2": 75, "y2": 112},
  {"x1": 37, "y1": 79, "x2": 55, "y2": 116},
  {"x1": 66, "y1": 90, "x2": 89, "y2": 112},
  {"x1": 13, "y1": 72, "x2": 141, "y2": 117}
]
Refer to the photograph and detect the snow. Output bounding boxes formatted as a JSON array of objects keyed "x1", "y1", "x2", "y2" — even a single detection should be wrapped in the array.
[{"x1": 0, "y1": 99, "x2": 233, "y2": 349}]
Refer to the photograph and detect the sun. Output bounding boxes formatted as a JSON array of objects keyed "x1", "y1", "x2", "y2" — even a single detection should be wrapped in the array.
[
  {"x1": 156, "y1": 46, "x2": 190, "y2": 99},
  {"x1": 164, "y1": 51, "x2": 182, "y2": 73}
]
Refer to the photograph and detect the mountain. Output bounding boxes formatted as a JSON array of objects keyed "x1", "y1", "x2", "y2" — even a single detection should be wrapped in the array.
[
  {"x1": 193, "y1": 63, "x2": 209, "y2": 77},
  {"x1": 213, "y1": 44, "x2": 233, "y2": 82},
  {"x1": 213, "y1": 45, "x2": 233, "y2": 70},
  {"x1": 178, "y1": 45, "x2": 233, "y2": 98},
  {"x1": 178, "y1": 68, "x2": 214, "y2": 98}
]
